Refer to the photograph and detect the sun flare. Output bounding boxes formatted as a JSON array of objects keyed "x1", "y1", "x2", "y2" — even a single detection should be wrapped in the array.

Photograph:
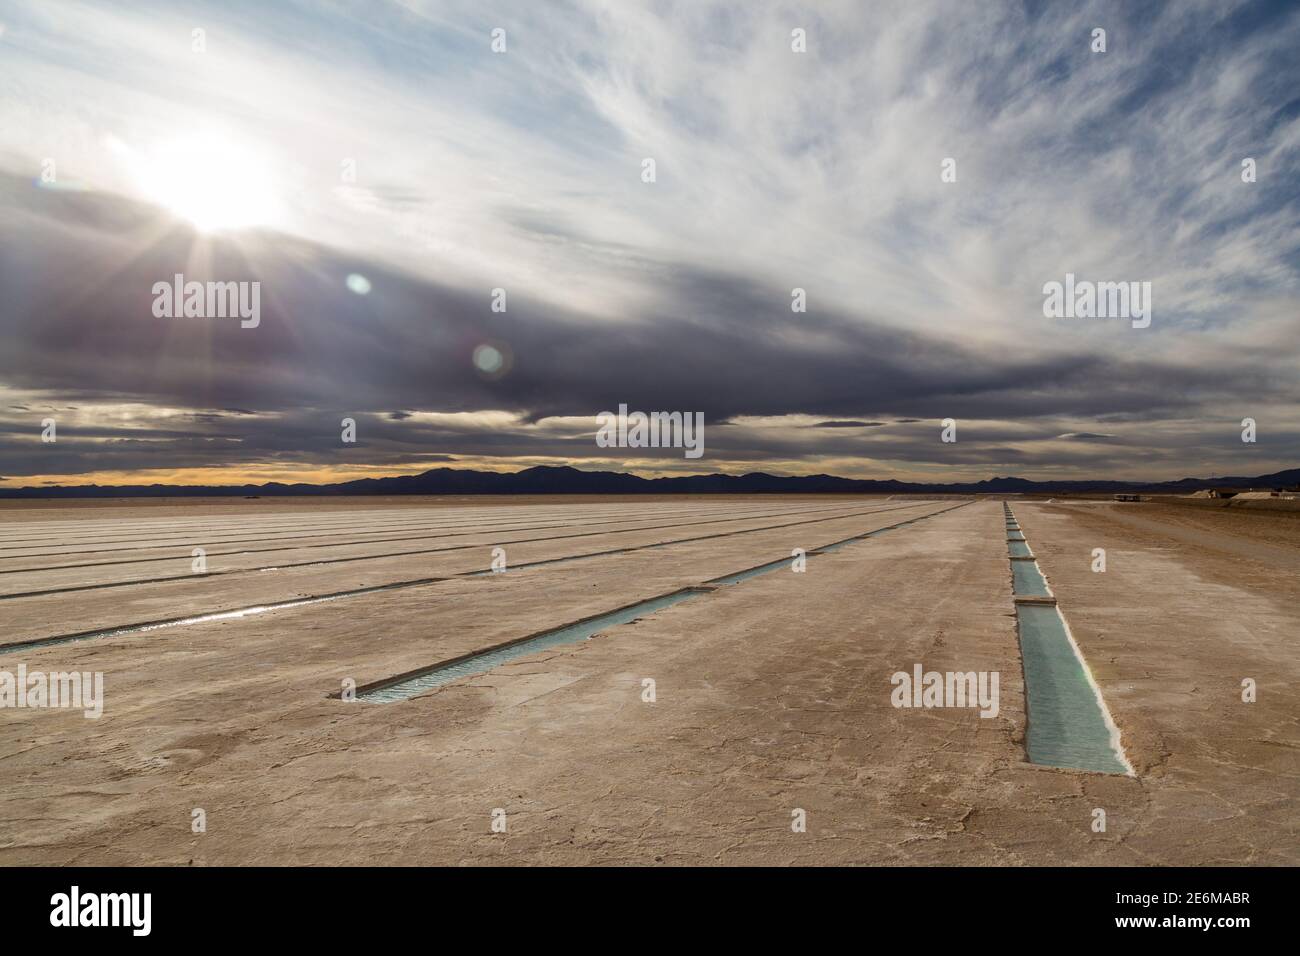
[{"x1": 138, "y1": 132, "x2": 278, "y2": 232}]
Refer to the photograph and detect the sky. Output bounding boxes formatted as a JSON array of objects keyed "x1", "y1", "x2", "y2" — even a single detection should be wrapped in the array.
[{"x1": 0, "y1": 0, "x2": 1297, "y2": 487}]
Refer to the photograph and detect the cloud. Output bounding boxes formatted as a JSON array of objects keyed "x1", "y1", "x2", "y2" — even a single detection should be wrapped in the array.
[
  {"x1": 0, "y1": 0, "x2": 1296, "y2": 483},
  {"x1": 1055, "y1": 432, "x2": 1118, "y2": 442},
  {"x1": 810, "y1": 421, "x2": 888, "y2": 428}
]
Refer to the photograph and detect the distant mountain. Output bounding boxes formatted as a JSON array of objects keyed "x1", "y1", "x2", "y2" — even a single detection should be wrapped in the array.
[{"x1": 2, "y1": 464, "x2": 1298, "y2": 498}]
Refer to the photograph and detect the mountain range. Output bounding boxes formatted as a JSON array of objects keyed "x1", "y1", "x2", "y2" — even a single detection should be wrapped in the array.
[{"x1": 2, "y1": 464, "x2": 1298, "y2": 498}]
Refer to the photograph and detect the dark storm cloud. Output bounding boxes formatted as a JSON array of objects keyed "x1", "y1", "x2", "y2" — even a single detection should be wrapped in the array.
[
  {"x1": 0, "y1": 175, "x2": 1295, "y2": 479},
  {"x1": 2, "y1": 0, "x2": 1299, "y2": 485},
  {"x1": 1056, "y1": 432, "x2": 1118, "y2": 442}
]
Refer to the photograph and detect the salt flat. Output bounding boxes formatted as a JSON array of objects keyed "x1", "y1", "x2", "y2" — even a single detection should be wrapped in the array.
[{"x1": 0, "y1": 496, "x2": 1294, "y2": 865}]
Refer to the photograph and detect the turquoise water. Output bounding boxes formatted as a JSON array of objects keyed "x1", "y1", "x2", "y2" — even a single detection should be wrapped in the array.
[
  {"x1": 362, "y1": 589, "x2": 708, "y2": 701},
  {"x1": 1, "y1": 577, "x2": 443, "y2": 655},
  {"x1": 813, "y1": 528, "x2": 894, "y2": 554},
  {"x1": 361, "y1": 502, "x2": 971, "y2": 701},
  {"x1": 812, "y1": 541, "x2": 848, "y2": 553},
  {"x1": 707, "y1": 556, "x2": 797, "y2": 585},
  {"x1": 1003, "y1": 506, "x2": 1128, "y2": 773},
  {"x1": 1016, "y1": 603, "x2": 1129, "y2": 774},
  {"x1": 1011, "y1": 560, "x2": 1051, "y2": 597}
]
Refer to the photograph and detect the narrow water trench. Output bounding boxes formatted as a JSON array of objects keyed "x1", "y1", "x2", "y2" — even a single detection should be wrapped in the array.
[
  {"x1": 1010, "y1": 559, "x2": 1051, "y2": 598},
  {"x1": 355, "y1": 502, "x2": 971, "y2": 701},
  {"x1": 0, "y1": 578, "x2": 447, "y2": 654},
  {"x1": 0, "y1": 503, "x2": 930, "y2": 654},
  {"x1": 1004, "y1": 503, "x2": 1132, "y2": 775},
  {"x1": 361, "y1": 588, "x2": 713, "y2": 702}
]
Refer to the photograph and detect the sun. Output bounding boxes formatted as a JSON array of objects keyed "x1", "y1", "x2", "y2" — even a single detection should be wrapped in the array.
[{"x1": 138, "y1": 132, "x2": 279, "y2": 232}]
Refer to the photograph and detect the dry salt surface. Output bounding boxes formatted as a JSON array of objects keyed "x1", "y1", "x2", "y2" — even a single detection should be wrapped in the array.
[{"x1": 0, "y1": 495, "x2": 1294, "y2": 865}]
